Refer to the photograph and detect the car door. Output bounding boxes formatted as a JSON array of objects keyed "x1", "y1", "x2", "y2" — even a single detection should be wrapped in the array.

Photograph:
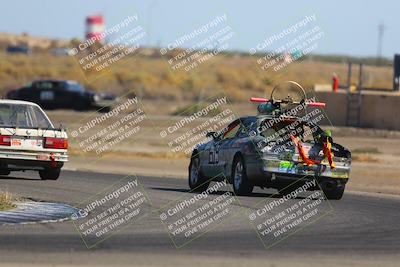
[
  {"x1": 219, "y1": 117, "x2": 257, "y2": 178},
  {"x1": 214, "y1": 119, "x2": 243, "y2": 178},
  {"x1": 36, "y1": 82, "x2": 57, "y2": 108},
  {"x1": 200, "y1": 135, "x2": 224, "y2": 179},
  {"x1": 12, "y1": 82, "x2": 37, "y2": 104},
  {"x1": 54, "y1": 81, "x2": 74, "y2": 108},
  {"x1": 64, "y1": 82, "x2": 85, "y2": 109},
  {"x1": 19, "y1": 86, "x2": 40, "y2": 104},
  {"x1": 200, "y1": 120, "x2": 241, "y2": 179}
]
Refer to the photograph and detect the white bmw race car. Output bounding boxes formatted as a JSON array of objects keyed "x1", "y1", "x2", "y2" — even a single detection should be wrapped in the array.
[{"x1": 0, "y1": 100, "x2": 68, "y2": 180}]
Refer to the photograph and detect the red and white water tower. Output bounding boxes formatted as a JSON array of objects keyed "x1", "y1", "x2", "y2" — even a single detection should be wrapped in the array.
[{"x1": 86, "y1": 15, "x2": 105, "y2": 43}]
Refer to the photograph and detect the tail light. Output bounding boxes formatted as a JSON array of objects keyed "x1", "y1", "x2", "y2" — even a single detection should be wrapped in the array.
[
  {"x1": 0, "y1": 135, "x2": 11, "y2": 146},
  {"x1": 44, "y1": 137, "x2": 68, "y2": 149}
]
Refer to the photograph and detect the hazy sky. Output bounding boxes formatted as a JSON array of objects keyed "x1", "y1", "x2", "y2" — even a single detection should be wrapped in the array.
[{"x1": 1, "y1": 0, "x2": 399, "y2": 58}]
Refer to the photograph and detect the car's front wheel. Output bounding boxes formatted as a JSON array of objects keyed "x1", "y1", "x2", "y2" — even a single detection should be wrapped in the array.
[
  {"x1": 0, "y1": 170, "x2": 10, "y2": 176},
  {"x1": 189, "y1": 156, "x2": 209, "y2": 192},
  {"x1": 232, "y1": 156, "x2": 253, "y2": 196},
  {"x1": 39, "y1": 168, "x2": 61, "y2": 180}
]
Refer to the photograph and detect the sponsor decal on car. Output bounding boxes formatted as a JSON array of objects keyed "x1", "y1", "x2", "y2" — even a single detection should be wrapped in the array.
[
  {"x1": 11, "y1": 139, "x2": 22, "y2": 147},
  {"x1": 36, "y1": 154, "x2": 49, "y2": 161}
]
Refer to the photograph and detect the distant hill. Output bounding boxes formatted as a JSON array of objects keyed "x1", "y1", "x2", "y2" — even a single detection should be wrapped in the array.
[
  {"x1": 0, "y1": 32, "x2": 70, "y2": 51},
  {"x1": 0, "y1": 33, "x2": 394, "y2": 101}
]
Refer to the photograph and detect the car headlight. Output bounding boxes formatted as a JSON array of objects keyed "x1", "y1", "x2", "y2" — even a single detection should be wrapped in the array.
[{"x1": 93, "y1": 94, "x2": 101, "y2": 102}]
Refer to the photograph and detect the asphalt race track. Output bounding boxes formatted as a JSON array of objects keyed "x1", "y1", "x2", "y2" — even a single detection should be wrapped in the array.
[{"x1": 0, "y1": 170, "x2": 399, "y2": 266}]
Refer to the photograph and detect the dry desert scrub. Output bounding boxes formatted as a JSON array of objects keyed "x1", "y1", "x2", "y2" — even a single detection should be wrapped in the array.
[{"x1": 0, "y1": 190, "x2": 16, "y2": 211}]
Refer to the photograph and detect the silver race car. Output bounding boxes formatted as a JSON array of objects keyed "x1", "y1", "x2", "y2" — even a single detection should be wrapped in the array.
[{"x1": 189, "y1": 82, "x2": 351, "y2": 199}]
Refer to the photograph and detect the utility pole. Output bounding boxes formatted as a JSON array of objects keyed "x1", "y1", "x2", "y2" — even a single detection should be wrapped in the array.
[{"x1": 377, "y1": 22, "x2": 385, "y2": 65}]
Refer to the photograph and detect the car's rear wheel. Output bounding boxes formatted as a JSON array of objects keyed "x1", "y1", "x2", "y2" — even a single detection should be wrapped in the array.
[
  {"x1": 39, "y1": 168, "x2": 61, "y2": 180},
  {"x1": 323, "y1": 186, "x2": 345, "y2": 200},
  {"x1": 189, "y1": 156, "x2": 209, "y2": 192},
  {"x1": 232, "y1": 156, "x2": 253, "y2": 196}
]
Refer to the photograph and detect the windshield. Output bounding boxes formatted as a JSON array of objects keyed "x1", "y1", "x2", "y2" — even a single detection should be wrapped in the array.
[
  {"x1": 34, "y1": 81, "x2": 58, "y2": 89},
  {"x1": 66, "y1": 82, "x2": 85, "y2": 92},
  {"x1": 0, "y1": 104, "x2": 53, "y2": 128}
]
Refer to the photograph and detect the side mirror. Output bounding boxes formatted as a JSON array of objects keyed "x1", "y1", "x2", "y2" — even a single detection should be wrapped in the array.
[{"x1": 206, "y1": 132, "x2": 216, "y2": 139}]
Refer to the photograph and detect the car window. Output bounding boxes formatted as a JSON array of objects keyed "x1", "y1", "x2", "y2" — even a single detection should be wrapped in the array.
[
  {"x1": 237, "y1": 118, "x2": 256, "y2": 137},
  {"x1": 222, "y1": 121, "x2": 241, "y2": 139},
  {"x1": 261, "y1": 126, "x2": 279, "y2": 140},
  {"x1": 66, "y1": 82, "x2": 84, "y2": 92},
  {"x1": 30, "y1": 106, "x2": 53, "y2": 128},
  {"x1": 259, "y1": 118, "x2": 310, "y2": 144},
  {"x1": 0, "y1": 104, "x2": 52, "y2": 128},
  {"x1": 35, "y1": 82, "x2": 55, "y2": 89},
  {"x1": 259, "y1": 119, "x2": 279, "y2": 140},
  {"x1": 259, "y1": 119, "x2": 294, "y2": 143}
]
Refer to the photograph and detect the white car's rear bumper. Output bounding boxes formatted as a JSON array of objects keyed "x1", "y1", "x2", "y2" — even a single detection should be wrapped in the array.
[{"x1": 0, "y1": 149, "x2": 68, "y2": 162}]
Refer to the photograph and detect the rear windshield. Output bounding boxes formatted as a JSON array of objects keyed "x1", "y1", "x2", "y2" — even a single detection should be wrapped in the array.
[
  {"x1": 0, "y1": 104, "x2": 53, "y2": 128},
  {"x1": 259, "y1": 118, "x2": 321, "y2": 143}
]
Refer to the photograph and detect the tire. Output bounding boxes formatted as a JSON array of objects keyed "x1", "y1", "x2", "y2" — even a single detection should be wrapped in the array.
[
  {"x1": 39, "y1": 168, "x2": 61, "y2": 180},
  {"x1": 232, "y1": 156, "x2": 253, "y2": 196},
  {"x1": 323, "y1": 186, "x2": 345, "y2": 200},
  {"x1": 98, "y1": 106, "x2": 111, "y2": 113},
  {"x1": 188, "y1": 156, "x2": 209, "y2": 192},
  {"x1": 73, "y1": 100, "x2": 87, "y2": 111},
  {"x1": 0, "y1": 170, "x2": 10, "y2": 176},
  {"x1": 278, "y1": 185, "x2": 297, "y2": 197}
]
